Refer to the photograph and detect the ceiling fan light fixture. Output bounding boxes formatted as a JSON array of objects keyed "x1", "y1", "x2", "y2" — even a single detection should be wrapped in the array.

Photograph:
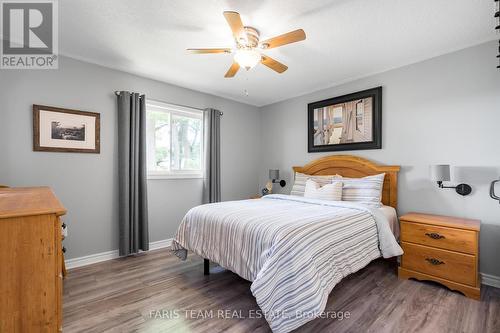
[
  {"x1": 188, "y1": 11, "x2": 306, "y2": 77},
  {"x1": 234, "y1": 48, "x2": 261, "y2": 70}
]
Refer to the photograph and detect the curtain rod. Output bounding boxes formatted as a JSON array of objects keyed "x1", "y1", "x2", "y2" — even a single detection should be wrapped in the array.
[
  {"x1": 115, "y1": 91, "x2": 145, "y2": 97},
  {"x1": 114, "y1": 91, "x2": 223, "y2": 116}
]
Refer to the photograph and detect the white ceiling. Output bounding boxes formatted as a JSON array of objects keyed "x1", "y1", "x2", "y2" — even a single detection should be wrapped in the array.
[{"x1": 59, "y1": 0, "x2": 497, "y2": 106}]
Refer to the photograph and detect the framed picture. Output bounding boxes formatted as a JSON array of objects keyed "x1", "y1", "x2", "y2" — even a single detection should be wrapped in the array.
[
  {"x1": 308, "y1": 87, "x2": 382, "y2": 152},
  {"x1": 33, "y1": 105, "x2": 100, "y2": 153}
]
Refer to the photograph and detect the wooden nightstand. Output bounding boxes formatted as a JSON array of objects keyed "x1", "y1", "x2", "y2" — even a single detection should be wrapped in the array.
[{"x1": 398, "y1": 213, "x2": 480, "y2": 300}]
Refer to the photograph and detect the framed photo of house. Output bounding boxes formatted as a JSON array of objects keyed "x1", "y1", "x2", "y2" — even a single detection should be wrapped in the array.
[
  {"x1": 33, "y1": 105, "x2": 100, "y2": 153},
  {"x1": 307, "y1": 87, "x2": 382, "y2": 152}
]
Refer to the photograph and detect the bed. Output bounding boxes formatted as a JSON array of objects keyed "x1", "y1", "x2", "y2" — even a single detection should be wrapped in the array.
[{"x1": 172, "y1": 155, "x2": 403, "y2": 333}]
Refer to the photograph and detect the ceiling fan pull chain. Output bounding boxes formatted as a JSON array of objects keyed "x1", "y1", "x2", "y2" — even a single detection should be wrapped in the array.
[{"x1": 496, "y1": 0, "x2": 500, "y2": 69}]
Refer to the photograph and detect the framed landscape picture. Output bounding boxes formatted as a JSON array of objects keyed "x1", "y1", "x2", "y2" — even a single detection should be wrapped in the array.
[
  {"x1": 308, "y1": 87, "x2": 382, "y2": 152},
  {"x1": 33, "y1": 105, "x2": 100, "y2": 153}
]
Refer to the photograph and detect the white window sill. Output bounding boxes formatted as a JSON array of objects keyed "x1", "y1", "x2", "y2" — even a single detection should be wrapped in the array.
[{"x1": 147, "y1": 174, "x2": 203, "y2": 180}]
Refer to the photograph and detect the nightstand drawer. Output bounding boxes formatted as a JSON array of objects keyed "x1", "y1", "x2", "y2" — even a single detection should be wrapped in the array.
[
  {"x1": 400, "y1": 221, "x2": 477, "y2": 254},
  {"x1": 401, "y1": 242, "x2": 476, "y2": 286}
]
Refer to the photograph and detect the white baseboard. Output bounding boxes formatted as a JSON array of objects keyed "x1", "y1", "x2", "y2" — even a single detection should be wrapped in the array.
[
  {"x1": 65, "y1": 249, "x2": 119, "y2": 269},
  {"x1": 65, "y1": 238, "x2": 173, "y2": 270},
  {"x1": 149, "y1": 238, "x2": 173, "y2": 250},
  {"x1": 481, "y1": 272, "x2": 500, "y2": 289}
]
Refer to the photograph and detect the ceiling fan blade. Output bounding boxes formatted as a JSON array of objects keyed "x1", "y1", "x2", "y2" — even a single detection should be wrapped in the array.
[
  {"x1": 260, "y1": 29, "x2": 306, "y2": 49},
  {"x1": 224, "y1": 62, "x2": 240, "y2": 78},
  {"x1": 187, "y1": 48, "x2": 231, "y2": 54},
  {"x1": 223, "y1": 11, "x2": 245, "y2": 41},
  {"x1": 261, "y1": 55, "x2": 288, "y2": 73}
]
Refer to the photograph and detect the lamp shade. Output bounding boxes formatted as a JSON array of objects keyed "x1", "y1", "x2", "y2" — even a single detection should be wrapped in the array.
[
  {"x1": 430, "y1": 165, "x2": 451, "y2": 182},
  {"x1": 269, "y1": 169, "x2": 280, "y2": 180}
]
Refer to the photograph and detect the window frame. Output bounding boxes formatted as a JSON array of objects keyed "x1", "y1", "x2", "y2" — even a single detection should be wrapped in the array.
[
  {"x1": 145, "y1": 100, "x2": 204, "y2": 180},
  {"x1": 355, "y1": 100, "x2": 364, "y2": 133}
]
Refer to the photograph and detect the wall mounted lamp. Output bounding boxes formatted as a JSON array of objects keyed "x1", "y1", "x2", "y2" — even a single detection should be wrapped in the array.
[
  {"x1": 490, "y1": 179, "x2": 500, "y2": 203},
  {"x1": 269, "y1": 169, "x2": 286, "y2": 188},
  {"x1": 430, "y1": 164, "x2": 472, "y2": 196},
  {"x1": 261, "y1": 169, "x2": 286, "y2": 196}
]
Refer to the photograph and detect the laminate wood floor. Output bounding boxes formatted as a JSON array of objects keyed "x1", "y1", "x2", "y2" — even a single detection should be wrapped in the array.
[{"x1": 64, "y1": 248, "x2": 500, "y2": 333}]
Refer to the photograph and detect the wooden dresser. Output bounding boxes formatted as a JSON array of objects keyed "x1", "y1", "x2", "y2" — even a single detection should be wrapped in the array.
[
  {"x1": 398, "y1": 212, "x2": 480, "y2": 300},
  {"x1": 0, "y1": 187, "x2": 66, "y2": 332}
]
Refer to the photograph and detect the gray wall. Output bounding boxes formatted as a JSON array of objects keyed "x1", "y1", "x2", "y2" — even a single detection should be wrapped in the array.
[
  {"x1": 259, "y1": 41, "x2": 500, "y2": 276},
  {"x1": 0, "y1": 56, "x2": 261, "y2": 259}
]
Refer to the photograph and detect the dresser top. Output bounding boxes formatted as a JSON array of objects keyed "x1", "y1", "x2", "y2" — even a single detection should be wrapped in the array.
[
  {"x1": 0, "y1": 187, "x2": 66, "y2": 219},
  {"x1": 400, "y1": 212, "x2": 480, "y2": 231}
]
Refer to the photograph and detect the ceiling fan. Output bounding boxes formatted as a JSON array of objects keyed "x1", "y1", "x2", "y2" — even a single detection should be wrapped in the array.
[{"x1": 187, "y1": 11, "x2": 306, "y2": 78}]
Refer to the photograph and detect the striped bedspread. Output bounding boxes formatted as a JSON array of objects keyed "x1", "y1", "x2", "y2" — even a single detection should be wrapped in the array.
[{"x1": 172, "y1": 194, "x2": 403, "y2": 333}]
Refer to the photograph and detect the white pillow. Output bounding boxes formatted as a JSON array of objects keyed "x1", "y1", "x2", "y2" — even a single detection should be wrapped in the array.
[
  {"x1": 304, "y1": 179, "x2": 343, "y2": 201},
  {"x1": 290, "y1": 172, "x2": 340, "y2": 196},
  {"x1": 340, "y1": 173, "x2": 385, "y2": 208}
]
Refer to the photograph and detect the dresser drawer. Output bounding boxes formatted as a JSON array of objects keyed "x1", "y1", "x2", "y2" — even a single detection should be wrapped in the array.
[
  {"x1": 400, "y1": 221, "x2": 477, "y2": 254},
  {"x1": 401, "y1": 242, "x2": 476, "y2": 286}
]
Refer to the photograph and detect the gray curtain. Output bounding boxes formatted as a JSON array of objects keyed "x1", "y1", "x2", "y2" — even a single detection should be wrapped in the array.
[
  {"x1": 202, "y1": 108, "x2": 221, "y2": 204},
  {"x1": 117, "y1": 91, "x2": 149, "y2": 256}
]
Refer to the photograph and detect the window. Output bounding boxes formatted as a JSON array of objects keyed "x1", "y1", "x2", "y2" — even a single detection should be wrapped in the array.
[
  {"x1": 355, "y1": 100, "x2": 364, "y2": 133},
  {"x1": 332, "y1": 106, "x2": 343, "y2": 124},
  {"x1": 146, "y1": 100, "x2": 204, "y2": 179}
]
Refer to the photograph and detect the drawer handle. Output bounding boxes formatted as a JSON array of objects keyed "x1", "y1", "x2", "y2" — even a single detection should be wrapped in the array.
[
  {"x1": 425, "y1": 258, "x2": 445, "y2": 265},
  {"x1": 425, "y1": 232, "x2": 445, "y2": 240}
]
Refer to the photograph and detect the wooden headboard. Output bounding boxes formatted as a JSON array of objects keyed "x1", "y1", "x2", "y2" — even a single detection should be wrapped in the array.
[{"x1": 292, "y1": 155, "x2": 400, "y2": 209}]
